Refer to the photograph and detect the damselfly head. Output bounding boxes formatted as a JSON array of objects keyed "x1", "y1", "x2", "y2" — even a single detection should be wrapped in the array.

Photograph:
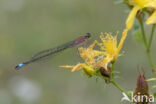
[{"x1": 85, "y1": 33, "x2": 91, "y2": 39}]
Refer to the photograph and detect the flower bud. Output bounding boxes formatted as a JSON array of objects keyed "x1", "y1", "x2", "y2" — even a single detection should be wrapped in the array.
[
  {"x1": 99, "y1": 66, "x2": 111, "y2": 78},
  {"x1": 133, "y1": 74, "x2": 150, "y2": 103},
  {"x1": 82, "y1": 65, "x2": 95, "y2": 77}
]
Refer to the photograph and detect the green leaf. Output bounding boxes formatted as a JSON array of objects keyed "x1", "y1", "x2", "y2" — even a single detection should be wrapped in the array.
[
  {"x1": 147, "y1": 78, "x2": 156, "y2": 82},
  {"x1": 153, "y1": 92, "x2": 156, "y2": 98},
  {"x1": 132, "y1": 22, "x2": 143, "y2": 43}
]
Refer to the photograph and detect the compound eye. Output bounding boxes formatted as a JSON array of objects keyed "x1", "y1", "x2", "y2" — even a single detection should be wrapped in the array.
[{"x1": 85, "y1": 33, "x2": 91, "y2": 38}]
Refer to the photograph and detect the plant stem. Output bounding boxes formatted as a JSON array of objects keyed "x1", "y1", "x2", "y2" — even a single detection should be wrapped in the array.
[
  {"x1": 139, "y1": 21, "x2": 156, "y2": 71},
  {"x1": 111, "y1": 62, "x2": 115, "y2": 80},
  {"x1": 111, "y1": 80, "x2": 131, "y2": 98},
  {"x1": 140, "y1": 21, "x2": 148, "y2": 48},
  {"x1": 146, "y1": 52, "x2": 155, "y2": 70},
  {"x1": 110, "y1": 62, "x2": 131, "y2": 98},
  {"x1": 147, "y1": 24, "x2": 156, "y2": 71},
  {"x1": 148, "y1": 24, "x2": 155, "y2": 50}
]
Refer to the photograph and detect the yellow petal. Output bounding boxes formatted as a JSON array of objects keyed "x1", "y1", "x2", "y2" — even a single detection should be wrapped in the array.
[
  {"x1": 146, "y1": 10, "x2": 156, "y2": 24},
  {"x1": 78, "y1": 40, "x2": 106, "y2": 64},
  {"x1": 96, "y1": 56, "x2": 111, "y2": 70},
  {"x1": 134, "y1": 0, "x2": 154, "y2": 7},
  {"x1": 71, "y1": 63, "x2": 83, "y2": 72},
  {"x1": 144, "y1": 0, "x2": 156, "y2": 8},
  {"x1": 126, "y1": 6, "x2": 141, "y2": 30},
  {"x1": 117, "y1": 29, "x2": 128, "y2": 56},
  {"x1": 100, "y1": 33, "x2": 117, "y2": 55},
  {"x1": 93, "y1": 50, "x2": 106, "y2": 56},
  {"x1": 60, "y1": 65, "x2": 75, "y2": 69}
]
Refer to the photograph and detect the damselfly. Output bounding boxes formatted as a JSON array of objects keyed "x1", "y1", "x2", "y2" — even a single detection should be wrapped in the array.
[{"x1": 15, "y1": 33, "x2": 91, "y2": 70}]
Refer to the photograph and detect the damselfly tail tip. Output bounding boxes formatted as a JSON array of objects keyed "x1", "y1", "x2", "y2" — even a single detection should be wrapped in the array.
[{"x1": 15, "y1": 63, "x2": 25, "y2": 70}]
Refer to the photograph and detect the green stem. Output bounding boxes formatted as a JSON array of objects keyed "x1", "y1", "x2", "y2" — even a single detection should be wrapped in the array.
[
  {"x1": 140, "y1": 21, "x2": 148, "y2": 48},
  {"x1": 147, "y1": 24, "x2": 156, "y2": 71},
  {"x1": 111, "y1": 80, "x2": 131, "y2": 98},
  {"x1": 110, "y1": 62, "x2": 130, "y2": 99},
  {"x1": 148, "y1": 24, "x2": 156, "y2": 50},
  {"x1": 146, "y1": 52, "x2": 155, "y2": 70},
  {"x1": 111, "y1": 62, "x2": 115, "y2": 81},
  {"x1": 139, "y1": 21, "x2": 156, "y2": 71}
]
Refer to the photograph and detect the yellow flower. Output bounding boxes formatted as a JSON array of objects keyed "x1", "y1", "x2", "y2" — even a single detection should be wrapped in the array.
[
  {"x1": 78, "y1": 40, "x2": 106, "y2": 65},
  {"x1": 97, "y1": 29, "x2": 128, "y2": 69},
  {"x1": 146, "y1": 10, "x2": 156, "y2": 24},
  {"x1": 60, "y1": 63, "x2": 95, "y2": 76},
  {"x1": 126, "y1": 0, "x2": 156, "y2": 30},
  {"x1": 60, "y1": 41, "x2": 105, "y2": 76},
  {"x1": 60, "y1": 29, "x2": 128, "y2": 76}
]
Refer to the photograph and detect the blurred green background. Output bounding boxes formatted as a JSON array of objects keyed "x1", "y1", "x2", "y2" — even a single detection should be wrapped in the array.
[{"x1": 0, "y1": 0, "x2": 156, "y2": 104}]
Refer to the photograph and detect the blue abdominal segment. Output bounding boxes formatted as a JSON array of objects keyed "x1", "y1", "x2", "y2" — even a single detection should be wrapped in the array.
[{"x1": 15, "y1": 63, "x2": 25, "y2": 70}]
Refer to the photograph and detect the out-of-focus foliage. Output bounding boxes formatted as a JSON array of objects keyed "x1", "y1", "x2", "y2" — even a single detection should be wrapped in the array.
[{"x1": 0, "y1": 0, "x2": 156, "y2": 104}]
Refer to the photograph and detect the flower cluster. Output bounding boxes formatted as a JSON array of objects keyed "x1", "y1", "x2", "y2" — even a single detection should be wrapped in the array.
[{"x1": 59, "y1": 0, "x2": 156, "y2": 102}]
